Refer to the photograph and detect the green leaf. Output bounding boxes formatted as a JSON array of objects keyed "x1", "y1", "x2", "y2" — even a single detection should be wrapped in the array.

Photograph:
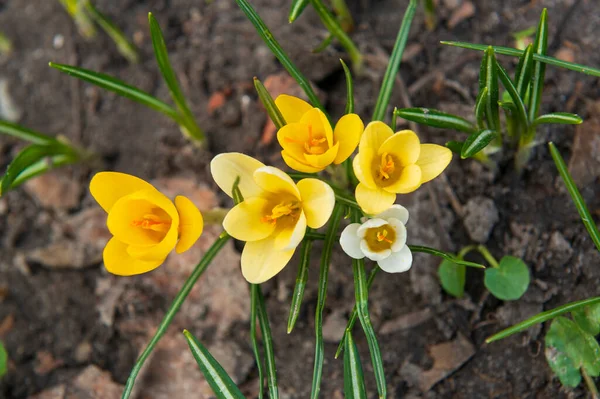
[
  {"x1": 340, "y1": 59, "x2": 354, "y2": 114},
  {"x1": 483, "y1": 46, "x2": 500, "y2": 131},
  {"x1": 438, "y1": 259, "x2": 466, "y2": 298},
  {"x1": 0, "y1": 120, "x2": 56, "y2": 145},
  {"x1": 474, "y1": 87, "x2": 488, "y2": 130},
  {"x1": 249, "y1": 285, "x2": 265, "y2": 399},
  {"x1": 532, "y1": 112, "x2": 583, "y2": 127},
  {"x1": 528, "y1": 8, "x2": 548, "y2": 121},
  {"x1": 253, "y1": 78, "x2": 286, "y2": 129},
  {"x1": 496, "y1": 62, "x2": 529, "y2": 131},
  {"x1": 343, "y1": 332, "x2": 367, "y2": 399},
  {"x1": 484, "y1": 256, "x2": 530, "y2": 301},
  {"x1": 572, "y1": 303, "x2": 600, "y2": 336},
  {"x1": 312, "y1": 34, "x2": 334, "y2": 53},
  {"x1": 372, "y1": 0, "x2": 417, "y2": 121},
  {"x1": 0, "y1": 154, "x2": 76, "y2": 194},
  {"x1": 49, "y1": 63, "x2": 181, "y2": 122},
  {"x1": 0, "y1": 341, "x2": 7, "y2": 378},
  {"x1": 394, "y1": 108, "x2": 476, "y2": 134},
  {"x1": 440, "y1": 41, "x2": 600, "y2": 78},
  {"x1": 255, "y1": 285, "x2": 279, "y2": 399},
  {"x1": 148, "y1": 13, "x2": 204, "y2": 142},
  {"x1": 408, "y1": 245, "x2": 486, "y2": 268},
  {"x1": 289, "y1": 0, "x2": 309, "y2": 23},
  {"x1": 545, "y1": 342, "x2": 581, "y2": 387},
  {"x1": 515, "y1": 44, "x2": 534, "y2": 100},
  {"x1": 461, "y1": 129, "x2": 497, "y2": 159},
  {"x1": 287, "y1": 238, "x2": 312, "y2": 333},
  {"x1": 183, "y1": 330, "x2": 246, "y2": 399},
  {"x1": 549, "y1": 142, "x2": 600, "y2": 252},
  {"x1": 231, "y1": 176, "x2": 244, "y2": 206},
  {"x1": 235, "y1": 0, "x2": 326, "y2": 114},
  {"x1": 446, "y1": 140, "x2": 464, "y2": 154}
]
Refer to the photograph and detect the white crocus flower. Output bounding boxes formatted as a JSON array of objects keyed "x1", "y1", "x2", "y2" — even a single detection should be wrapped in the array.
[{"x1": 340, "y1": 205, "x2": 412, "y2": 273}]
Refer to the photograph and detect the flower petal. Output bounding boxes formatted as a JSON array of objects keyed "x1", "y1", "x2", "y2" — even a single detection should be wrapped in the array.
[
  {"x1": 340, "y1": 223, "x2": 365, "y2": 259},
  {"x1": 210, "y1": 153, "x2": 265, "y2": 199},
  {"x1": 223, "y1": 197, "x2": 276, "y2": 242},
  {"x1": 377, "y1": 245, "x2": 412, "y2": 273},
  {"x1": 333, "y1": 113, "x2": 364, "y2": 164},
  {"x1": 352, "y1": 147, "x2": 377, "y2": 188},
  {"x1": 281, "y1": 151, "x2": 322, "y2": 173},
  {"x1": 275, "y1": 94, "x2": 313, "y2": 124},
  {"x1": 360, "y1": 239, "x2": 391, "y2": 261},
  {"x1": 359, "y1": 121, "x2": 393, "y2": 153},
  {"x1": 241, "y1": 237, "x2": 295, "y2": 283},
  {"x1": 126, "y1": 222, "x2": 178, "y2": 261},
  {"x1": 379, "y1": 130, "x2": 421, "y2": 166},
  {"x1": 90, "y1": 172, "x2": 156, "y2": 213},
  {"x1": 356, "y1": 218, "x2": 387, "y2": 238},
  {"x1": 296, "y1": 178, "x2": 335, "y2": 228},
  {"x1": 277, "y1": 123, "x2": 309, "y2": 163},
  {"x1": 356, "y1": 183, "x2": 396, "y2": 215},
  {"x1": 274, "y1": 212, "x2": 306, "y2": 250},
  {"x1": 416, "y1": 144, "x2": 453, "y2": 183},
  {"x1": 103, "y1": 237, "x2": 164, "y2": 276},
  {"x1": 375, "y1": 204, "x2": 409, "y2": 225},
  {"x1": 174, "y1": 196, "x2": 204, "y2": 254},
  {"x1": 253, "y1": 166, "x2": 300, "y2": 199},
  {"x1": 382, "y1": 164, "x2": 422, "y2": 194},
  {"x1": 303, "y1": 142, "x2": 339, "y2": 170},
  {"x1": 387, "y1": 217, "x2": 407, "y2": 252},
  {"x1": 300, "y1": 108, "x2": 333, "y2": 148}
]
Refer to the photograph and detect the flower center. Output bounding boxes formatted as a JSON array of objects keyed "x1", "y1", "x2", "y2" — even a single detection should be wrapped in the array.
[
  {"x1": 284, "y1": 124, "x2": 328, "y2": 155},
  {"x1": 132, "y1": 213, "x2": 172, "y2": 234},
  {"x1": 378, "y1": 152, "x2": 395, "y2": 180},
  {"x1": 365, "y1": 224, "x2": 396, "y2": 252},
  {"x1": 261, "y1": 201, "x2": 301, "y2": 225}
]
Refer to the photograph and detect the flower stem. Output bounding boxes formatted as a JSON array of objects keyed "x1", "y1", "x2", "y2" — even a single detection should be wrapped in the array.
[
  {"x1": 256, "y1": 285, "x2": 279, "y2": 399},
  {"x1": 476, "y1": 244, "x2": 500, "y2": 268},
  {"x1": 250, "y1": 284, "x2": 265, "y2": 399},
  {"x1": 583, "y1": 367, "x2": 599, "y2": 399}
]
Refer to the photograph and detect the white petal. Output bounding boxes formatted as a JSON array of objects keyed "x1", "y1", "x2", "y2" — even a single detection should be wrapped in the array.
[
  {"x1": 375, "y1": 204, "x2": 409, "y2": 225},
  {"x1": 360, "y1": 239, "x2": 391, "y2": 261},
  {"x1": 387, "y1": 218, "x2": 407, "y2": 252},
  {"x1": 356, "y1": 218, "x2": 387, "y2": 238},
  {"x1": 377, "y1": 245, "x2": 412, "y2": 273},
  {"x1": 340, "y1": 223, "x2": 365, "y2": 259}
]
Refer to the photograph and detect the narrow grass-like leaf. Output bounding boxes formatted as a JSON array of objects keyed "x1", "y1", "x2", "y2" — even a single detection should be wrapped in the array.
[
  {"x1": 256, "y1": 285, "x2": 279, "y2": 399},
  {"x1": 335, "y1": 266, "x2": 380, "y2": 359},
  {"x1": 343, "y1": 332, "x2": 367, "y2": 399},
  {"x1": 0, "y1": 32, "x2": 12, "y2": 55},
  {"x1": 289, "y1": 0, "x2": 309, "y2": 23},
  {"x1": 288, "y1": 238, "x2": 313, "y2": 333},
  {"x1": 394, "y1": 108, "x2": 476, "y2": 134},
  {"x1": 408, "y1": 245, "x2": 486, "y2": 268},
  {"x1": 59, "y1": 0, "x2": 96, "y2": 38},
  {"x1": 254, "y1": 78, "x2": 286, "y2": 129},
  {"x1": 313, "y1": 34, "x2": 334, "y2": 53},
  {"x1": 148, "y1": 13, "x2": 203, "y2": 142},
  {"x1": 352, "y1": 257, "x2": 386, "y2": 398},
  {"x1": 486, "y1": 296, "x2": 600, "y2": 343},
  {"x1": 532, "y1": 112, "x2": 583, "y2": 127},
  {"x1": 236, "y1": 0, "x2": 325, "y2": 113},
  {"x1": 483, "y1": 46, "x2": 500, "y2": 132},
  {"x1": 0, "y1": 121, "x2": 56, "y2": 145},
  {"x1": 0, "y1": 154, "x2": 75, "y2": 194},
  {"x1": 183, "y1": 330, "x2": 246, "y2": 399},
  {"x1": 340, "y1": 59, "x2": 354, "y2": 114},
  {"x1": 423, "y1": 0, "x2": 437, "y2": 31},
  {"x1": 84, "y1": 2, "x2": 139, "y2": 64},
  {"x1": 0, "y1": 341, "x2": 7, "y2": 378},
  {"x1": 446, "y1": 140, "x2": 464, "y2": 154},
  {"x1": 121, "y1": 234, "x2": 230, "y2": 399},
  {"x1": 496, "y1": 63, "x2": 528, "y2": 130},
  {"x1": 474, "y1": 87, "x2": 488, "y2": 130},
  {"x1": 515, "y1": 44, "x2": 534, "y2": 100},
  {"x1": 332, "y1": 0, "x2": 354, "y2": 31},
  {"x1": 49, "y1": 63, "x2": 181, "y2": 122},
  {"x1": 311, "y1": 204, "x2": 344, "y2": 399},
  {"x1": 309, "y1": 0, "x2": 362, "y2": 71},
  {"x1": 372, "y1": 0, "x2": 417, "y2": 121},
  {"x1": 250, "y1": 284, "x2": 265, "y2": 399},
  {"x1": 231, "y1": 176, "x2": 244, "y2": 206},
  {"x1": 549, "y1": 142, "x2": 600, "y2": 252},
  {"x1": 528, "y1": 9, "x2": 548, "y2": 122},
  {"x1": 461, "y1": 129, "x2": 497, "y2": 159}
]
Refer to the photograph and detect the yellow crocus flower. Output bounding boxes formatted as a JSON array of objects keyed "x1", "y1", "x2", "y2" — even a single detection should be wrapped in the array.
[
  {"x1": 353, "y1": 122, "x2": 452, "y2": 215},
  {"x1": 275, "y1": 95, "x2": 364, "y2": 173},
  {"x1": 90, "y1": 172, "x2": 204, "y2": 276},
  {"x1": 211, "y1": 152, "x2": 335, "y2": 283}
]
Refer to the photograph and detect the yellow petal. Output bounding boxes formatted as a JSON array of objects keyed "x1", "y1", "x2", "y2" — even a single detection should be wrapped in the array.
[
  {"x1": 379, "y1": 130, "x2": 421, "y2": 166},
  {"x1": 126, "y1": 222, "x2": 178, "y2": 261},
  {"x1": 253, "y1": 166, "x2": 300, "y2": 199},
  {"x1": 297, "y1": 178, "x2": 335, "y2": 228},
  {"x1": 416, "y1": 144, "x2": 453, "y2": 183},
  {"x1": 275, "y1": 94, "x2": 313, "y2": 124},
  {"x1": 210, "y1": 153, "x2": 265, "y2": 199},
  {"x1": 300, "y1": 108, "x2": 333, "y2": 147},
  {"x1": 107, "y1": 189, "x2": 179, "y2": 247},
  {"x1": 174, "y1": 196, "x2": 204, "y2": 254},
  {"x1": 274, "y1": 212, "x2": 306, "y2": 250},
  {"x1": 277, "y1": 123, "x2": 309, "y2": 163},
  {"x1": 382, "y1": 164, "x2": 422, "y2": 194},
  {"x1": 303, "y1": 141, "x2": 339, "y2": 170},
  {"x1": 241, "y1": 237, "x2": 295, "y2": 283},
  {"x1": 281, "y1": 151, "x2": 322, "y2": 173},
  {"x1": 333, "y1": 113, "x2": 364, "y2": 164},
  {"x1": 90, "y1": 172, "x2": 156, "y2": 212},
  {"x1": 223, "y1": 197, "x2": 276, "y2": 242},
  {"x1": 356, "y1": 183, "x2": 396, "y2": 215},
  {"x1": 359, "y1": 121, "x2": 393, "y2": 153},
  {"x1": 103, "y1": 237, "x2": 164, "y2": 276},
  {"x1": 352, "y1": 147, "x2": 377, "y2": 188}
]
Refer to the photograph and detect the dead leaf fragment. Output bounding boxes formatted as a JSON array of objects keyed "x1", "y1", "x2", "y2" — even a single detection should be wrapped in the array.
[
  {"x1": 23, "y1": 171, "x2": 82, "y2": 210},
  {"x1": 419, "y1": 333, "x2": 476, "y2": 391},
  {"x1": 447, "y1": 1, "x2": 475, "y2": 29}
]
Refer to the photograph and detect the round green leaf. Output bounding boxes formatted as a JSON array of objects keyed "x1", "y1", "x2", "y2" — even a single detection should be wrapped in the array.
[
  {"x1": 438, "y1": 260, "x2": 465, "y2": 298},
  {"x1": 0, "y1": 341, "x2": 7, "y2": 378},
  {"x1": 544, "y1": 346, "x2": 581, "y2": 387},
  {"x1": 572, "y1": 303, "x2": 600, "y2": 336},
  {"x1": 484, "y1": 256, "x2": 530, "y2": 300}
]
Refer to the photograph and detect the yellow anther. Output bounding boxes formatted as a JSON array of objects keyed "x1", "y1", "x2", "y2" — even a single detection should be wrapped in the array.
[
  {"x1": 376, "y1": 229, "x2": 393, "y2": 244},
  {"x1": 378, "y1": 152, "x2": 395, "y2": 180}
]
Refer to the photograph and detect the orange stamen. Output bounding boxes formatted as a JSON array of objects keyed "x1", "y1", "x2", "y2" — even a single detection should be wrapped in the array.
[
  {"x1": 376, "y1": 229, "x2": 393, "y2": 244},
  {"x1": 378, "y1": 152, "x2": 395, "y2": 180}
]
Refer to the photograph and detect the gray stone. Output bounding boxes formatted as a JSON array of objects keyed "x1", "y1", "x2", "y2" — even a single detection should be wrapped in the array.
[{"x1": 463, "y1": 196, "x2": 499, "y2": 243}]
